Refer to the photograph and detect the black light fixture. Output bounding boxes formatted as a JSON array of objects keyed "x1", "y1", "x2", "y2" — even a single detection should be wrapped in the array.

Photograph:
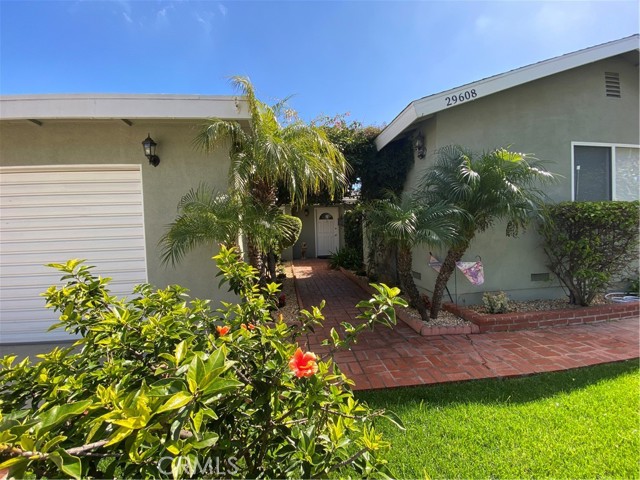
[
  {"x1": 142, "y1": 134, "x2": 160, "y2": 167},
  {"x1": 414, "y1": 132, "x2": 426, "y2": 159}
]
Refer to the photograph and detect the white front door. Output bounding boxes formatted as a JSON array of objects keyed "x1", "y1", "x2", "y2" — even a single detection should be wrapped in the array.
[{"x1": 315, "y1": 207, "x2": 339, "y2": 257}]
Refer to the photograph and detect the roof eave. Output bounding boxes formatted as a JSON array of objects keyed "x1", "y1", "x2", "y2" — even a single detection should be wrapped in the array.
[
  {"x1": 374, "y1": 103, "x2": 418, "y2": 150},
  {"x1": 0, "y1": 94, "x2": 250, "y2": 121},
  {"x1": 375, "y1": 34, "x2": 640, "y2": 151}
]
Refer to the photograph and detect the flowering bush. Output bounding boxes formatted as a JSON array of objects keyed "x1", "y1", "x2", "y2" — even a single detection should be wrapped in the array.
[{"x1": 0, "y1": 246, "x2": 405, "y2": 479}]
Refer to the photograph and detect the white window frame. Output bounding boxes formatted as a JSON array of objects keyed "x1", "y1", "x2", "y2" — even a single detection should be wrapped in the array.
[{"x1": 571, "y1": 141, "x2": 640, "y2": 201}]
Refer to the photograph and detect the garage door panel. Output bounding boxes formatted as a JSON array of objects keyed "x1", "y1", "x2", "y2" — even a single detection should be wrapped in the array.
[
  {"x1": 1, "y1": 237, "x2": 146, "y2": 254},
  {"x1": 2, "y1": 225, "x2": 145, "y2": 242},
  {"x1": 2, "y1": 279, "x2": 147, "y2": 305},
  {"x1": 0, "y1": 181, "x2": 142, "y2": 196},
  {"x1": 2, "y1": 320, "x2": 71, "y2": 340},
  {"x1": 0, "y1": 168, "x2": 142, "y2": 185},
  {"x1": 0, "y1": 165, "x2": 148, "y2": 344},
  {"x1": 0, "y1": 248, "x2": 145, "y2": 266},
  {"x1": 2, "y1": 214, "x2": 144, "y2": 229},
  {"x1": 1, "y1": 204, "x2": 143, "y2": 218},
  {"x1": 2, "y1": 259, "x2": 145, "y2": 284},
  {"x1": 1, "y1": 193, "x2": 143, "y2": 208}
]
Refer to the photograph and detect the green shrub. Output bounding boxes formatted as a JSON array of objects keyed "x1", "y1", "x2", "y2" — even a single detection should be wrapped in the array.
[
  {"x1": 482, "y1": 291, "x2": 510, "y2": 314},
  {"x1": 329, "y1": 247, "x2": 363, "y2": 271},
  {"x1": 539, "y1": 201, "x2": 640, "y2": 306},
  {"x1": 0, "y1": 246, "x2": 406, "y2": 479},
  {"x1": 344, "y1": 206, "x2": 364, "y2": 253}
]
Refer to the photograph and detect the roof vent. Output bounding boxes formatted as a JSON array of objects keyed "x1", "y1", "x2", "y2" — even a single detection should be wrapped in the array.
[{"x1": 605, "y1": 72, "x2": 621, "y2": 98}]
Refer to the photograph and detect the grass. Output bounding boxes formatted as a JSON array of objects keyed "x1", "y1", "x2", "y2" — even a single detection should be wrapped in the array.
[{"x1": 353, "y1": 360, "x2": 640, "y2": 479}]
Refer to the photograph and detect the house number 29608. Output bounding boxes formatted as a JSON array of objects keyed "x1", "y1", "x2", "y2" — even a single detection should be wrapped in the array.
[{"x1": 445, "y1": 89, "x2": 478, "y2": 106}]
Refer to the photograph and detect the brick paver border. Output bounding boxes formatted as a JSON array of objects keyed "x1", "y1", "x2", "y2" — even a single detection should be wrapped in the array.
[{"x1": 292, "y1": 260, "x2": 640, "y2": 390}]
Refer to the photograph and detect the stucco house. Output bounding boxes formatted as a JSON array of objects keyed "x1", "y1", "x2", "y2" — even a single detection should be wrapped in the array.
[
  {"x1": 0, "y1": 94, "x2": 351, "y2": 347},
  {"x1": 0, "y1": 94, "x2": 255, "y2": 344},
  {"x1": 375, "y1": 34, "x2": 639, "y2": 305}
]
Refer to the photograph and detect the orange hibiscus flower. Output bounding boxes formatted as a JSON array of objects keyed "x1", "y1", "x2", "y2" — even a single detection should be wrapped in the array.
[
  {"x1": 288, "y1": 347, "x2": 318, "y2": 378},
  {"x1": 216, "y1": 325, "x2": 230, "y2": 336}
]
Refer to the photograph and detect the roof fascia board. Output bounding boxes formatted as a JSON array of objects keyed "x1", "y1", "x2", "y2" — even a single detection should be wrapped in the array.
[
  {"x1": 374, "y1": 103, "x2": 417, "y2": 150},
  {"x1": 376, "y1": 35, "x2": 639, "y2": 150},
  {"x1": 0, "y1": 94, "x2": 250, "y2": 121}
]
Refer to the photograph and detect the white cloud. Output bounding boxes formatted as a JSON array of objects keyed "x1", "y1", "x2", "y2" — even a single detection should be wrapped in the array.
[
  {"x1": 474, "y1": 14, "x2": 493, "y2": 33},
  {"x1": 155, "y1": 5, "x2": 173, "y2": 27},
  {"x1": 533, "y1": 2, "x2": 596, "y2": 35},
  {"x1": 218, "y1": 3, "x2": 228, "y2": 17},
  {"x1": 116, "y1": 0, "x2": 131, "y2": 14},
  {"x1": 122, "y1": 11, "x2": 133, "y2": 23},
  {"x1": 195, "y1": 10, "x2": 216, "y2": 36}
]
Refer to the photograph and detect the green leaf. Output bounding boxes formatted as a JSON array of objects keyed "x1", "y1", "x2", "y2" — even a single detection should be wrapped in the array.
[
  {"x1": 42, "y1": 434, "x2": 68, "y2": 452},
  {"x1": 201, "y1": 378, "x2": 243, "y2": 397},
  {"x1": 187, "y1": 355, "x2": 205, "y2": 393},
  {"x1": 105, "y1": 426, "x2": 134, "y2": 447},
  {"x1": 205, "y1": 348, "x2": 226, "y2": 372},
  {"x1": 380, "y1": 410, "x2": 406, "y2": 431},
  {"x1": 157, "y1": 391, "x2": 193, "y2": 414},
  {"x1": 191, "y1": 409, "x2": 204, "y2": 433},
  {"x1": 192, "y1": 432, "x2": 220, "y2": 449},
  {"x1": 36, "y1": 399, "x2": 92, "y2": 434},
  {"x1": 50, "y1": 449, "x2": 82, "y2": 480},
  {"x1": 0, "y1": 456, "x2": 29, "y2": 471},
  {"x1": 175, "y1": 340, "x2": 188, "y2": 365}
]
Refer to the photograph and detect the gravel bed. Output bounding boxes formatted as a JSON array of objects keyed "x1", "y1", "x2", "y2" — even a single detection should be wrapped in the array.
[
  {"x1": 468, "y1": 294, "x2": 613, "y2": 315},
  {"x1": 399, "y1": 299, "x2": 471, "y2": 327},
  {"x1": 275, "y1": 263, "x2": 300, "y2": 322}
]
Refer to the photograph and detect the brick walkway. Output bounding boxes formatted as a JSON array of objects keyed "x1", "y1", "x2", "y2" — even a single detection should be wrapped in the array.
[{"x1": 292, "y1": 260, "x2": 640, "y2": 390}]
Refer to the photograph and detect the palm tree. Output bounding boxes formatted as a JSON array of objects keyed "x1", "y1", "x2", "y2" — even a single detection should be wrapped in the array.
[
  {"x1": 417, "y1": 145, "x2": 556, "y2": 319},
  {"x1": 364, "y1": 193, "x2": 458, "y2": 321},
  {"x1": 194, "y1": 76, "x2": 348, "y2": 274},
  {"x1": 160, "y1": 184, "x2": 301, "y2": 281}
]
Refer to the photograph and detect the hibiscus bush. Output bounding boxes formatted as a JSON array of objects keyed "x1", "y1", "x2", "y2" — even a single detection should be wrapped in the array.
[{"x1": 0, "y1": 246, "x2": 406, "y2": 479}]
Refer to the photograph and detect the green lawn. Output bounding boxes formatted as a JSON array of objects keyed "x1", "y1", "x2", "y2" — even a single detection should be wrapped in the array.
[{"x1": 354, "y1": 360, "x2": 640, "y2": 479}]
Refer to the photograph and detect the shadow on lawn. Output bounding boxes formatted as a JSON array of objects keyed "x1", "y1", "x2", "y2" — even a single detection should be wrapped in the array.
[{"x1": 355, "y1": 360, "x2": 639, "y2": 406}]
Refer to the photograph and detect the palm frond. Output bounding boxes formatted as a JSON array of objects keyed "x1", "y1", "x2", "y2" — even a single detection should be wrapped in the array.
[
  {"x1": 417, "y1": 145, "x2": 557, "y2": 236},
  {"x1": 193, "y1": 119, "x2": 247, "y2": 154},
  {"x1": 159, "y1": 185, "x2": 241, "y2": 266}
]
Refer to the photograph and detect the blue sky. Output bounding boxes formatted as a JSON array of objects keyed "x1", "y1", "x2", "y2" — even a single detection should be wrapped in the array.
[{"x1": 1, "y1": 1, "x2": 638, "y2": 125}]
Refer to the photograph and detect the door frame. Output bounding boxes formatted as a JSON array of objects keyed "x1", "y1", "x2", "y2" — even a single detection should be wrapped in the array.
[{"x1": 314, "y1": 206, "x2": 340, "y2": 257}]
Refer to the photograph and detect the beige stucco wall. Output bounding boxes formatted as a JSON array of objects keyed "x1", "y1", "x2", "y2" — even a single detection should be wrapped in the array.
[
  {"x1": 406, "y1": 55, "x2": 639, "y2": 304},
  {"x1": 0, "y1": 119, "x2": 236, "y2": 304}
]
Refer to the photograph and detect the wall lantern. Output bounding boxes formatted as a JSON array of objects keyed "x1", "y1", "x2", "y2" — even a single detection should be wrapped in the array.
[
  {"x1": 304, "y1": 207, "x2": 309, "y2": 217},
  {"x1": 142, "y1": 134, "x2": 160, "y2": 167},
  {"x1": 414, "y1": 132, "x2": 426, "y2": 159}
]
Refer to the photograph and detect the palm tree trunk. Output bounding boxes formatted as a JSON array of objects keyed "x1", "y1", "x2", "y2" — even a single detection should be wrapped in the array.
[
  {"x1": 247, "y1": 237, "x2": 264, "y2": 277},
  {"x1": 266, "y1": 251, "x2": 277, "y2": 281},
  {"x1": 430, "y1": 240, "x2": 470, "y2": 319},
  {"x1": 397, "y1": 247, "x2": 430, "y2": 322}
]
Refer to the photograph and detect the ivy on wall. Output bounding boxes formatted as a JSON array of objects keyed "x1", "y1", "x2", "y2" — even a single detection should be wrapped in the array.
[{"x1": 322, "y1": 116, "x2": 414, "y2": 202}]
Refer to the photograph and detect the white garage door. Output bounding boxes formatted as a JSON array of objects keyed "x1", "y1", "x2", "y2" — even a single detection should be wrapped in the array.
[{"x1": 0, "y1": 165, "x2": 148, "y2": 344}]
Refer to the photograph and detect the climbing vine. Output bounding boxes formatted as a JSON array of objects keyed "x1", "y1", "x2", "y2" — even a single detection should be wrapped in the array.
[{"x1": 318, "y1": 115, "x2": 414, "y2": 202}]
